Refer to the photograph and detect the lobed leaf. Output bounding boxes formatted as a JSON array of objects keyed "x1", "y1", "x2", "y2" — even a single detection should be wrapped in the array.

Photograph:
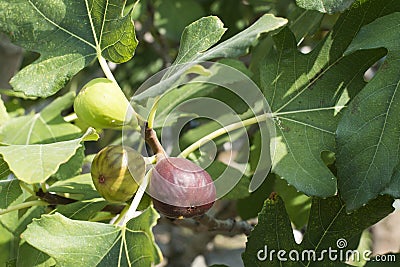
[
  {"x1": 22, "y1": 207, "x2": 161, "y2": 266},
  {"x1": 243, "y1": 194, "x2": 394, "y2": 266},
  {"x1": 0, "y1": 0, "x2": 138, "y2": 97},
  {"x1": 259, "y1": 0, "x2": 396, "y2": 198},
  {"x1": 337, "y1": 11, "x2": 400, "y2": 210},
  {"x1": 301, "y1": 195, "x2": 394, "y2": 265}
]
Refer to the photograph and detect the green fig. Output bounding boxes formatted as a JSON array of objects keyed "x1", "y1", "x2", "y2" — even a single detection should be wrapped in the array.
[
  {"x1": 91, "y1": 145, "x2": 145, "y2": 203},
  {"x1": 74, "y1": 78, "x2": 138, "y2": 129}
]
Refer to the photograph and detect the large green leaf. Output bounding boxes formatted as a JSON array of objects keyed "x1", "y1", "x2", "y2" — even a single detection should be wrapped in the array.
[
  {"x1": 259, "y1": 0, "x2": 396, "y2": 197},
  {"x1": 242, "y1": 194, "x2": 394, "y2": 266},
  {"x1": 301, "y1": 195, "x2": 393, "y2": 266},
  {"x1": 336, "y1": 12, "x2": 400, "y2": 210},
  {"x1": 0, "y1": 128, "x2": 98, "y2": 184},
  {"x1": 296, "y1": 0, "x2": 355, "y2": 13},
  {"x1": 0, "y1": 0, "x2": 137, "y2": 97},
  {"x1": 22, "y1": 207, "x2": 162, "y2": 266},
  {"x1": 0, "y1": 92, "x2": 81, "y2": 145}
]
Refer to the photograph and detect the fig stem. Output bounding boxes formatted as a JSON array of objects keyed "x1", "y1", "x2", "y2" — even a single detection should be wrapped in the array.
[
  {"x1": 147, "y1": 96, "x2": 161, "y2": 129},
  {"x1": 119, "y1": 169, "x2": 152, "y2": 226},
  {"x1": 144, "y1": 125, "x2": 166, "y2": 157},
  {"x1": 19, "y1": 181, "x2": 36, "y2": 196},
  {"x1": 97, "y1": 54, "x2": 117, "y2": 83},
  {"x1": 96, "y1": 54, "x2": 146, "y2": 128},
  {"x1": 178, "y1": 113, "x2": 269, "y2": 158},
  {"x1": 113, "y1": 204, "x2": 129, "y2": 225},
  {"x1": 40, "y1": 182, "x2": 47, "y2": 193},
  {"x1": 0, "y1": 200, "x2": 48, "y2": 215},
  {"x1": 63, "y1": 113, "x2": 78, "y2": 122}
]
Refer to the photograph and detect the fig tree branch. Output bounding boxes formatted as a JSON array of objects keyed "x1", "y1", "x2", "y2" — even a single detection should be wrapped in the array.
[
  {"x1": 168, "y1": 213, "x2": 254, "y2": 236},
  {"x1": 36, "y1": 189, "x2": 125, "y2": 214}
]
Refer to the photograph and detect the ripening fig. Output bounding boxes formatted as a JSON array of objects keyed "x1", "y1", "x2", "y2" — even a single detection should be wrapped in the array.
[
  {"x1": 149, "y1": 157, "x2": 216, "y2": 218},
  {"x1": 74, "y1": 78, "x2": 138, "y2": 129},
  {"x1": 91, "y1": 145, "x2": 145, "y2": 203}
]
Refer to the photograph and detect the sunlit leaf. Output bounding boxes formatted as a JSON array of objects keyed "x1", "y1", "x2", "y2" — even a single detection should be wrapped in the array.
[
  {"x1": 0, "y1": 92, "x2": 81, "y2": 145},
  {"x1": 0, "y1": 0, "x2": 138, "y2": 97},
  {"x1": 22, "y1": 207, "x2": 162, "y2": 266},
  {"x1": 0, "y1": 128, "x2": 97, "y2": 184}
]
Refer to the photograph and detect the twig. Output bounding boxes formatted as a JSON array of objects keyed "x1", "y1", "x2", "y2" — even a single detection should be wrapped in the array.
[
  {"x1": 36, "y1": 189, "x2": 125, "y2": 214},
  {"x1": 168, "y1": 213, "x2": 253, "y2": 236},
  {"x1": 36, "y1": 189, "x2": 76, "y2": 205},
  {"x1": 196, "y1": 213, "x2": 253, "y2": 235}
]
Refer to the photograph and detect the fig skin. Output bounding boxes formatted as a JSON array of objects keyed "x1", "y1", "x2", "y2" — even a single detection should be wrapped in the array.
[
  {"x1": 74, "y1": 78, "x2": 138, "y2": 129},
  {"x1": 91, "y1": 145, "x2": 145, "y2": 203},
  {"x1": 149, "y1": 157, "x2": 216, "y2": 218}
]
